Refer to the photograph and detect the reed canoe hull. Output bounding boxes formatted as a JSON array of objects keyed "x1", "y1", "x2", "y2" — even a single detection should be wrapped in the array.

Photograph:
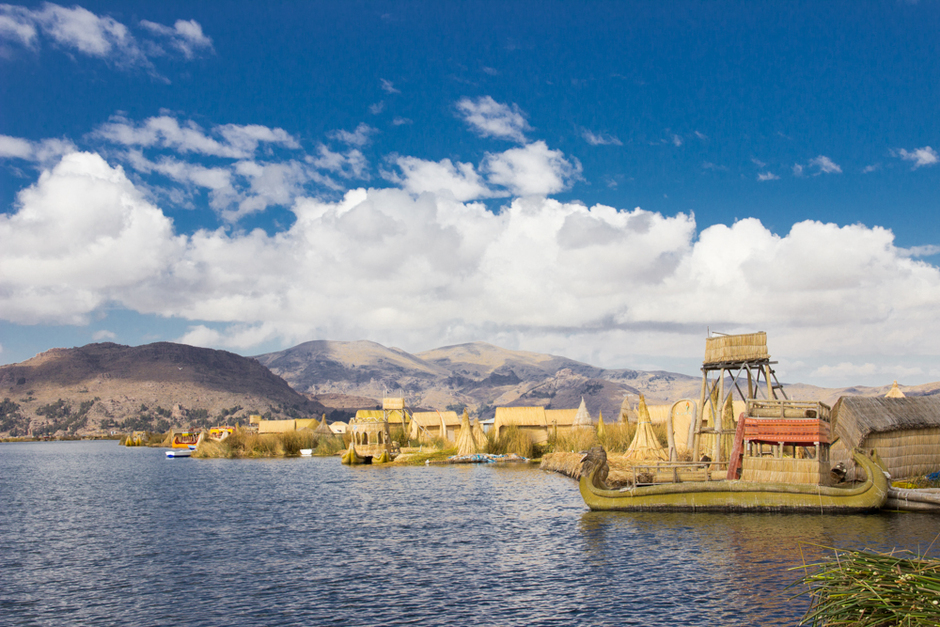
[{"x1": 579, "y1": 448, "x2": 888, "y2": 513}]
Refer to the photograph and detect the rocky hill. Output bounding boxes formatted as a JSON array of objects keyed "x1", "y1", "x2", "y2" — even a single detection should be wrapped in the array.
[{"x1": 0, "y1": 342, "x2": 325, "y2": 437}]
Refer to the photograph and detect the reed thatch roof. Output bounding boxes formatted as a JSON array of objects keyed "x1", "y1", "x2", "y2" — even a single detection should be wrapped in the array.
[
  {"x1": 624, "y1": 395, "x2": 667, "y2": 461},
  {"x1": 411, "y1": 411, "x2": 461, "y2": 427},
  {"x1": 545, "y1": 408, "x2": 577, "y2": 426},
  {"x1": 832, "y1": 396, "x2": 940, "y2": 447},
  {"x1": 572, "y1": 397, "x2": 593, "y2": 428},
  {"x1": 703, "y1": 331, "x2": 768, "y2": 365},
  {"x1": 885, "y1": 381, "x2": 906, "y2": 398},
  {"x1": 314, "y1": 414, "x2": 334, "y2": 435},
  {"x1": 494, "y1": 406, "x2": 547, "y2": 427}
]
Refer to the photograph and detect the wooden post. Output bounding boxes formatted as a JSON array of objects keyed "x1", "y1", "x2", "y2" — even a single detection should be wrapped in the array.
[
  {"x1": 713, "y1": 368, "x2": 724, "y2": 466},
  {"x1": 692, "y1": 371, "x2": 708, "y2": 462}
]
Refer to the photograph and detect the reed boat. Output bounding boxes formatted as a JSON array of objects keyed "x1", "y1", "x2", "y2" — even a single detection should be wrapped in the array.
[{"x1": 578, "y1": 446, "x2": 889, "y2": 512}]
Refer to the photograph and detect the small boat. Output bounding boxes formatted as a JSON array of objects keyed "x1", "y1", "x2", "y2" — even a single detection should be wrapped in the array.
[
  {"x1": 300, "y1": 448, "x2": 313, "y2": 457},
  {"x1": 578, "y1": 446, "x2": 889, "y2": 512},
  {"x1": 165, "y1": 449, "x2": 192, "y2": 458}
]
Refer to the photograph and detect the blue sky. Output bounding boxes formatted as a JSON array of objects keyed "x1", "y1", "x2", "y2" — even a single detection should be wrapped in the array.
[{"x1": 2, "y1": 1, "x2": 940, "y2": 387}]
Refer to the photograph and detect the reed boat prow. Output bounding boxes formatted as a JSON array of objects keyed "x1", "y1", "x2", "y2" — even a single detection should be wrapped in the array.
[{"x1": 578, "y1": 446, "x2": 889, "y2": 513}]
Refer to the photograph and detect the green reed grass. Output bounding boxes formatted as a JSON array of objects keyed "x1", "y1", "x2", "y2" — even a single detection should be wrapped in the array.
[
  {"x1": 485, "y1": 425, "x2": 535, "y2": 459},
  {"x1": 793, "y1": 545, "x2": 940, "y2": 626}
]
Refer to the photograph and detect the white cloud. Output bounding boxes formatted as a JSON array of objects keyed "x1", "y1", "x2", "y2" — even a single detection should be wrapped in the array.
[
  {"x1": 369, "y1": 101, "x2": 385, "y2": 115},
  {"x1": 862, "y1": 164, "x2": 880, "y2": 173},
  {"x1": 7, "y1": 149, "x2": 940, "y2": 387},
  {"x1": 482, "y1": 141, "x2": 581, "y2": 196},
  {"x1": 0, "y1": 135, "x2": 77, "y2": 166},
  {"x1": 138, "y1": 18, "x2": 213, "y2": 59},
  {"x1": 897, "y1": 146, "x2": 939, "y2": 169},
  {"x1": 455, "y1": 96, "x2": 530, "y2": 143},
  {"x1": 792, "y1": 164, "x2": 804, "y2": 177},
  {"x1": 809, "y1": 155, "x2": 842, "y2": 174},
  {"x1": 328, "y1": 123, "x2": 376, "y2": 147},
  {"x1": 386, "y1": 156, "x2": 492, "y2": 202},
  {"x1": 0, "y1": 5, "x2": 37, "y2": 47},
  {"x1": 392, "y1": 117, "x2": 412, "y2": 126},
  {"x1": 757, "y1": 172, "x2": 779, "y2": 181},
  {"x1": 581, "y1": 129, "x2": 622, "y2": 146},
  {"x1": 380, "y1": 78, "x2": 400, "y2": 94},
  {"x1": 94, "y1": 115, "x2": 299, "y2": 158},
  {"x1": 0, "y1": 3, "x2": 211, "y2": 71},
  {"x1": 0, "y1": 151, "x2": 185, "y2": 324},
  {"x1": 92, "y1": 330, "x2": 117, "y2": 341},
  {"x1": 670, "y1": 134, "x2": 682, "y2": 147}
]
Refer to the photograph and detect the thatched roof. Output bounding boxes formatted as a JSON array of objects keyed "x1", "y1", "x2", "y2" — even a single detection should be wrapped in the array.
[
  {"x1": 572, "y1": 397, "x2": 593, "y2": 428},
  {"x1": 885, "y1": 381, "x2": 906, "y2": 398},
  {"x1": 354, "y1": 409, "x2": 407, "y2": 425},
  {"x1": 545, "y1": 408, "x2": 577, "y2": 426},
  {"x1": 315, "y1": 414, "x2": 334, "y2": 435},
  {"x1": 703, "y1": 332, "x2": 768, "y2": 365},
  {"x1": 494, "y1": 406, "x2": 547, "y2": 427},
  {"x1": 411, "y1": 411, "x2": 461, "y2": 427},
  {"x1": 832, "y1": 396, "x2": 940, "y2": 447},
  {"x1": 624, "y1": 395, "x2": 667, "y2": 461}
]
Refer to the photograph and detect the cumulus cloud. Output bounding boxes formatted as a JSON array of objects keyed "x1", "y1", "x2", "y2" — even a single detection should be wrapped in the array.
[
  {"x1": 0, "y1": 152, "x2": 184, "y2": 324},
  {"x1": 483, "y1": 141, "x2": 581, "y2": 196},
  {"x1": 897, "y1": 146, "x2": 939, "y2": 169},
  {"x1": 456, "y1": 96, "x2": 530, "y2": 143},
  {"x1": 757, "y1": 172, "x2": 779, "y2": 181},
  {"x1": 0, "y1": 3, "x2": 211, "y2": 71},
  {"x1": 386, "y1": 156, "x2": 492, "y2": 201},
  {"x1": 5, "y1": 150, "x2": 940, "y2": 388}
]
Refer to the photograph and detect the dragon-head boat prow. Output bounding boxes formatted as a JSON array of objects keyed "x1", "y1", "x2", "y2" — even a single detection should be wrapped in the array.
[{"x1": 580, "y1": 446, "x2": 610, "y2": 489}]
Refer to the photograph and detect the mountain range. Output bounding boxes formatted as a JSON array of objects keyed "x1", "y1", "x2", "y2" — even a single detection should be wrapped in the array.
[{"x1": 3, "y1": 338, "x2": 938, "y2": 438}]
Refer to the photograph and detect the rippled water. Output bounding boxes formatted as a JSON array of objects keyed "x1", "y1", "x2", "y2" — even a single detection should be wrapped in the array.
[{"x1": 2, "y1": 441, "x2": 937, "y2": 626}]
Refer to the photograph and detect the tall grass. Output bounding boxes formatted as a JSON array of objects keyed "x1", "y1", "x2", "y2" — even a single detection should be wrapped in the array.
[
  {"x1": 484, "y1": 425, "x2": 535, "y2": 458},
  {"x1": 193, "y1": 429, "x2": 340, "y2": 458}
]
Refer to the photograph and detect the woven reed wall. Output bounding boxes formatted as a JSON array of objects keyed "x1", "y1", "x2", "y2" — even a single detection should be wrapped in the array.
[
  {"x1": 866, "y1": 429, "x2": 940, "y2": 480},
  {"x1": 258, "y1": 419, "x2": 295, "y2": 434},
  {"x1": 742, "y1": 456, "x2": 829, "y2": 485},
  {"x1": 703, "y1": 332, "x2": 768, "y2": 364}
]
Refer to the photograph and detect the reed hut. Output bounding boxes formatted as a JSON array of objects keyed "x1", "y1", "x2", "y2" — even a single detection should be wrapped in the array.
[
  {"x1": 408, "y1": 410, "x2": 460, "y2": 442},
  {"x1": 624, "y1": 395, "x2": 667, "y2": 461},
  {"x1": 314, "y1": 414, "x2": 334, "y2": 437},
  {"x1": 572, "y1": 397, "x2": 593, "y2": 429},
  {"x1": 493, "y1": 406, "x2": 548, "y2": 443},
  {"x1": 545, "y1": 408, "x2": 577, "y2": 439},
  {"x1": 258, "y1": 419, "x2": 296, "y2": 434},
  {"x1": 329, "y1": 421, "x2": 348, "y2": 435},
  {"x1": 831, "y1": 395, "x2": 940, "y2": 481}
]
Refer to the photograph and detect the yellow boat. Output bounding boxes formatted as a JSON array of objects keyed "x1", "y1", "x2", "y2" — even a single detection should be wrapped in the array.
[{"x1": 578, "y1": 446, "x2": 889, "y2": 513}]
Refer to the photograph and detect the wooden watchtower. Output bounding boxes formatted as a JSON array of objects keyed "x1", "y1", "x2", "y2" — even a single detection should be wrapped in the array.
[{"x1": 690, "y1": 332, "x2": 787, "y2": 464}]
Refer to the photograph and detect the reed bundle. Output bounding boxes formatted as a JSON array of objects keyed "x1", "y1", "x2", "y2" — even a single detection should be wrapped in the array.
[{"x1": 794, "y1": 546, "x2": 940, "y2": 626}]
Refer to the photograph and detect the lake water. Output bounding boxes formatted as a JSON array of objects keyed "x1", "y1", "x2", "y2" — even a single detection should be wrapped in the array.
[{"x1": 1, "y1": 440, "x2": 937, "y2": 626}]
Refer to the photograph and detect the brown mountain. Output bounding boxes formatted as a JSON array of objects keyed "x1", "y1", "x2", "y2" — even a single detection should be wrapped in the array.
[
  {"x1": 0, "y1": 342, "x2": 324, "y2": 437},
  {"x1": 256, "y1": 340, "x2": 702, "y2": 420}
]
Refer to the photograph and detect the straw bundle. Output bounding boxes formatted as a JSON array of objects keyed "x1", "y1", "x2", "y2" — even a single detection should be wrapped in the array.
[
  {"x1": 624, "y1": 395, "x2": 667, "y2": 461},
  {"x1": 455, "y1": 409, "x2": 479, "y2": 456},
  {"x1": 572, "y1": 397, "x2": 592, "y2": 429},
  {"x1": 471, "y1": 416, "x2": 486, "y2": 451},
  {"x1": 596, "y1": 412, "x2": 606, "y2": 438},
  {"x1": 703, "y1": 332, "x2": 768, "y2": 364},
  {"x1": 539, "y1": 451, "x2": 585, "y2": 478}
]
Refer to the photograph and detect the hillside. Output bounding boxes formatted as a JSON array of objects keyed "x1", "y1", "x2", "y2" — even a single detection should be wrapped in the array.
[
  {"x1": 257, "y1": 340, "x2": 703, "y2": 420},
  {"x1": 0, "y1": 342, "x2": 324, "y2": 437}
]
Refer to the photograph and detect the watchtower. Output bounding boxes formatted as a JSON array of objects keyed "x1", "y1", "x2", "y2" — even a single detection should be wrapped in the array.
[{"x1": 691, "y1": 332, "x2": 787, "y2": 464}]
